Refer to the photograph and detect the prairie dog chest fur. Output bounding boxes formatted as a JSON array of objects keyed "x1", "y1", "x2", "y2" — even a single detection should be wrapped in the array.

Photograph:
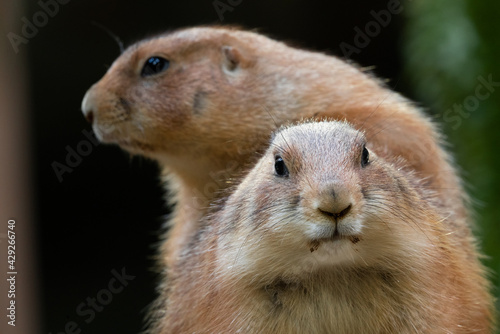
[
  {"x1": 226, "y1": 271, "x2": 425, "y2": 334},
  {"x1": 158, "y1": 121, "x2": 493, "y2": 334}
]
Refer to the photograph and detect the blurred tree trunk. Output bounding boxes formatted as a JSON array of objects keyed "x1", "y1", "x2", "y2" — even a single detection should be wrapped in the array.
[
  {"x1": 404, "y1": 0, "x2": 500, "y2": 323},
  {"x1": 0, "y1": 1, "x2": 40, "y2": 333}
]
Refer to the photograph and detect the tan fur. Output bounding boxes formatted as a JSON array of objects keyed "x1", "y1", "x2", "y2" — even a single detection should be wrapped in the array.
[
  {"x1": 156, "y1": 121, "x2": 493, "y2": 333},
  {"x1": 80, "y1": 26, "x2": 494, "y2": 331}
]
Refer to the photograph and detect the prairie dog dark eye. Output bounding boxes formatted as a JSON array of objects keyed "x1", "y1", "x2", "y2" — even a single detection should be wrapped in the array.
[
  {"x1": 141, "y1": 57, "x2": 170, "y2": 77},
  {"x1": 361, "y1": 146, "x2": 370, "y2": 168},
  {"x1": 274, "y1": 156, "x2": 289, "y2": 177}
]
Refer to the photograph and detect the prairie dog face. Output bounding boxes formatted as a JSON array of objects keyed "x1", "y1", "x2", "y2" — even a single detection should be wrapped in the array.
[
  {"x1": 81, "y1": 27, "x2": 274, "y2": 159},
  {"x1": 221, "y1": 121, "x2": 437, "y2": 279}
]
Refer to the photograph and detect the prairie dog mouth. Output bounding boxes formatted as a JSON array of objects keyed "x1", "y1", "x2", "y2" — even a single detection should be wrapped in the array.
[{"x1": 308, "y1": 232, "x2": 361, "y2": 252}]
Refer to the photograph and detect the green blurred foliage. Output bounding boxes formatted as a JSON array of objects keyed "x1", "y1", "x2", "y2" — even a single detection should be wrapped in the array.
[{"x1": 404, "y1": 0, "x2": 500, "y2": 324}]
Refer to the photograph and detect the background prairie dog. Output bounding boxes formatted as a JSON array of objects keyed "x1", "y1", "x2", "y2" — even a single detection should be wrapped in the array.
[
  {"x1": 81, "y1": 26, "x2": 470, "y2": 267},
  {"x1": 155, "y1": 121, "x2": 493, "y2": 334}
]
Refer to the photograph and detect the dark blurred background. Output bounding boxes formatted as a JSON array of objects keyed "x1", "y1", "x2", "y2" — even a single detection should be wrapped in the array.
[{"x1": 0, "y1": 0, "x2": 498, "y2": 333}]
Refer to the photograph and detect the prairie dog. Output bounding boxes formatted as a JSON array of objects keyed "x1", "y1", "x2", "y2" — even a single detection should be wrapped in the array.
[
  {"x1": 81, "y1": 26, "x2": 470, "y2": 267},
  {"x1": 156, "y1": 121, "x2": 493, "y2": 334}
]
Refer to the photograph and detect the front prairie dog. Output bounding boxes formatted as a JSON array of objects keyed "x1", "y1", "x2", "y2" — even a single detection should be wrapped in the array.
[
  {"x1": 82, "y1": 27, "x2": 466, "y2": 267},
  {"x1": 154, "y1": 121, "x2": 493, "y2": 334}
]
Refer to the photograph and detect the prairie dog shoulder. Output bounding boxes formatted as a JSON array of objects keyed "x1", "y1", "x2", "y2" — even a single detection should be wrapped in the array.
[{"x1": 157, "y1": 121, "x2": 493, "y2": 334}]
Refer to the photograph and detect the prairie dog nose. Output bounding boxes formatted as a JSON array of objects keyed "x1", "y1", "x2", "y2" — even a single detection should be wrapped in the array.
[
  {"x1": 81, "y1": 86, "x2": 96, "y2": 124},
  {"x1": 317, "y1": 184, "x2": 352, "y2": 220}
]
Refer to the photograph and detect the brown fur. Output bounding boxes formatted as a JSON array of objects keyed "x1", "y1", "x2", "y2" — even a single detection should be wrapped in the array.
[
  {"x1": 156, "y1": 121, "x2": 493, "y2": 333},
  {"x1": 80, "y1": 26, "x2": 494, "y2": 331}
]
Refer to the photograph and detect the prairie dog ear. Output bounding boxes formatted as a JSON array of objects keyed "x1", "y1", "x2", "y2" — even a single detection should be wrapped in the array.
[{"x1": 222, "y1": 46, "x2": 245, "y2": 71}]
